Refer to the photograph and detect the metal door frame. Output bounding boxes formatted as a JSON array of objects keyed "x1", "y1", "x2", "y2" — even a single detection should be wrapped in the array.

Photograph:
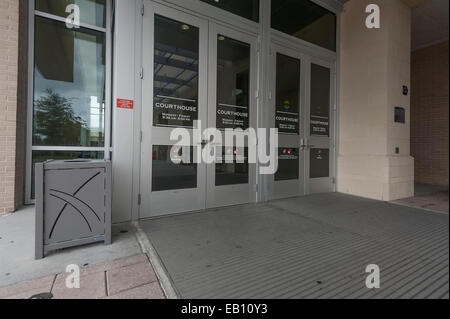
[
  {"x1": 205, "y1": 21, "x2": 259, "y2": 209},
  {"x1": 269, "y1": 43, "x2": 308, "y2": 200},
  {"x1": 140, "y1": 2, "x2": 209, "y2": 218},
  {"x1": 306, "y1": 56, "x2": 337, "y2": 194}
]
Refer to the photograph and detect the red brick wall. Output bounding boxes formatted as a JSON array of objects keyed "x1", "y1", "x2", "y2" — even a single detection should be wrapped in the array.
[
  {"x1": 0, "y1": 0, "x2": 19, "y2": 213},
  {"x1": 0, "y1": 0, "x2": 26, "y2": 213},
  {"x1": 411, "y1": 41, "x2": 449, "y2": 187}
]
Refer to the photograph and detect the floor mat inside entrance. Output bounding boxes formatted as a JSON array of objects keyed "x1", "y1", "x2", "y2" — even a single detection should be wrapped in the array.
[{"x1": 140, "y1": 193, "x2": 449, "y2": 299}]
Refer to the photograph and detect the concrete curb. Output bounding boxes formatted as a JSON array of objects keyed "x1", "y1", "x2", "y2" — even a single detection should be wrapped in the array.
[{"x1": 133, "y1": 222, "x2": 179, "y2": 299}]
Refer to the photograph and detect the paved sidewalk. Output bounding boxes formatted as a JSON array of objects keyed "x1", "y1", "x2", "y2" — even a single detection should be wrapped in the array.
[
  {"x1": 394, "y1": 190, "x2": 449, "y2": 214},
  {"x1": 0, "y1": 206, "x2": 142, "y2": 288},
  {"x1": 0, "y1": 254, "x2": 165, "y2": 299}
]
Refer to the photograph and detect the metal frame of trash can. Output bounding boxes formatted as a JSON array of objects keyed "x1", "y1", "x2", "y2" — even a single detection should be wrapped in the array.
[{"x1": 35, "y1": 160, "x2": 112, "y2": 259}]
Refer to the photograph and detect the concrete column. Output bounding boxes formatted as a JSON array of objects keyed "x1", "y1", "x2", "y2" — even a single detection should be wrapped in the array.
[
  {"x1": 111, "y1": 0, "x2": 139, "y2": 223},
  {"x1": 0, "y1": 0, "x2": 21, "y2": 214},
  {"x1": 338, "y1": 0, "x2": 414, "y2": 201}
]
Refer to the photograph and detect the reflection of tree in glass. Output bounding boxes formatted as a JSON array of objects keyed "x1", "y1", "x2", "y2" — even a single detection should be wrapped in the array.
[{"x1": 33, "y1": 89, "x2": 86, "y2": 146}]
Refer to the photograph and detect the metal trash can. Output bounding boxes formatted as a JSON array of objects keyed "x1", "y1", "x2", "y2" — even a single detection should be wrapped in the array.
[{"x1": 35, "y1": 160, "x2": 112, "y2": 259}]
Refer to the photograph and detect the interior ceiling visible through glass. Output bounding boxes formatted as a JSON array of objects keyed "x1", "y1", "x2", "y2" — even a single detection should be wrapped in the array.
[
  {"x1": 271, "y1": 0, "x2": 336, "y2": 51},
  {"x1": 153, "y1": 15, "x2": 199, "y2": 103}
]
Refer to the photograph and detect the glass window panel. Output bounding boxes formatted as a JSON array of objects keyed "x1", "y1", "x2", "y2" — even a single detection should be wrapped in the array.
[
  {"x1": 275, "y1": 148, "x2": 300, "y2": 181},
  {"x1": 33, "y1": 17, "x2": 106, "y2": 147},
  {"x1": 310, "y1": 63, "x2": 330, "y2": 136},
  {"x1": 275, "y1": 53, "x2": 301, "y2": 135},
  {"x1": 216, "y1": 36, "x2": 251, "y2": 130},
  {"x1": 31, "y1": 150, "x2": 104, "y2": 199},
  {"x1": 153, "y1": 15, "x2": 199, "y2": 128},
  {"x1": 271, "y1": 0, "x2": 336, "y2": 51},
  {"x1": 35, "y1": 0, "x2": 106, "y2": 28},
  {"x1": 200, "y1": 0, "x2": 259, "y2": 22},
  {"x1": 310, "y1": 148, "x2": 329, "y2": 178},
  {"x1": 152, "y1": 146, "x2": 197, "y2": 192},
  {"x1": 216, "y1": 147, "x2": 249, "y2": 186}
]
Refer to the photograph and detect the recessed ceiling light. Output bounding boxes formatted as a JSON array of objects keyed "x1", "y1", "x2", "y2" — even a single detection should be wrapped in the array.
[
  {"x1": 181, "y1": 24, "x2": 190, "y2": 31},
  {"x1": 218, "y1": 35, "x2": 226, "y2": 41}
]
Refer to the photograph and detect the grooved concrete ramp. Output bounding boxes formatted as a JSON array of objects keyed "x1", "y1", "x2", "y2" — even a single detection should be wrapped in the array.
[{"x1": 140, "y1": 193, "x2": 449, "y2": 299}]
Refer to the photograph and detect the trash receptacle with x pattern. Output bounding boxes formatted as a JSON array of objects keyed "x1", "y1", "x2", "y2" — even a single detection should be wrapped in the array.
[{"x1": 35, "y1": 160, "x2": 112, "y2": 259}]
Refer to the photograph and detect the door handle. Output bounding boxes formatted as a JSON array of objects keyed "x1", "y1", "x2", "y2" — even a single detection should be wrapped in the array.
[{"x1": 300, "y1": 139, "x2": 315, "y2": 150}]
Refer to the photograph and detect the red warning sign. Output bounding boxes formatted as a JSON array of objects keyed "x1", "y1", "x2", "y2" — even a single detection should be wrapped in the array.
[{"x1": 117, "y1": 99, "x2": 134, "y2": 109}]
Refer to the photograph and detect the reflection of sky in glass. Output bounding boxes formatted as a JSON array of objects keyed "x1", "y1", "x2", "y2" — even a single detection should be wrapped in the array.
[
  {"x1": 74, "y1": 0, "x2": 106, "y2": 27},
  {"x1": 34, "y1": 27, "x2": 105, "y2": 145}
]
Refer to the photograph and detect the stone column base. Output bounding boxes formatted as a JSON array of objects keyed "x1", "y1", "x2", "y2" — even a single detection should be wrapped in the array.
[{"x1": 337, "y1": 154, "x2": 415, "y2": 201}]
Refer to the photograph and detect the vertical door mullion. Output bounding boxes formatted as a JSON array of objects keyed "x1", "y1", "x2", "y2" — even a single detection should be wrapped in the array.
[
  {"x1": 206, "y1": 22, "x2": 217, "y2": 207},
  {"x1": 304, "y1": 58, "x2": 312, "y2": 195}
]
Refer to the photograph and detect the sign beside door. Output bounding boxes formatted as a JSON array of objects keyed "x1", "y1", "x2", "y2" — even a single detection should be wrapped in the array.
[{"x1": 117, "y1": 99, "x2": 134, "y2": 109}]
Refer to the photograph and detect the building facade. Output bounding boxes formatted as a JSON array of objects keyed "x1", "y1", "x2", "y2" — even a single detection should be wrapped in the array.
[{"x1": 1, "y1": 0, "x2": 420, "y2": 221}]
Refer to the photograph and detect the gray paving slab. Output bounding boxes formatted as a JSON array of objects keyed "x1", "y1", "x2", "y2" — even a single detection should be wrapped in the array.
[
  {"x1": 0, "y1": 206, "x2": 142, "y2": 288},
  {"x1": 141, "y1": 193, "x2": 449, "y2": 299}
]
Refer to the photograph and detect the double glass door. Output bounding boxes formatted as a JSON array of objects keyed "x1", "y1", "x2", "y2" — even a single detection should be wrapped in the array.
[
  {"x1": 270, "y1": 44, "x2": 335, "y2": 200},
  {"x1": 141, "y1": 4, "x2": 257, "y2": 218}
]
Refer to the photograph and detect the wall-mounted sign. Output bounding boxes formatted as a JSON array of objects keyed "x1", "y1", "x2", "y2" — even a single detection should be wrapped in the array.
[
  {"x1": 153, "y1": 96, "x2": 198, "y2": 128},
  {"x1": 117, "y1": 99, "x2": 134, "y2": 109},
  {"x1": 216, "y1": 104, "x2": 249, "y2": 130},
  {"x1": 395, "y1": 107, "x2": 406, "y2": 124},
  {"x1": 402, "y1": 85, "x2": 409, "y2": 96}
]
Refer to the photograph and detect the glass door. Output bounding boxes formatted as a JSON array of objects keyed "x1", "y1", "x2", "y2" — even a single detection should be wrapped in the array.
[
  {"x1": 205, "y1": 23, "x2": 258, "y2": 209},
  {"x1": 307, "y1": 59, "x2": 335, "y2": 194},
  {"x1": 141, "y1": 4, "x2": 258, "y2": 217},
  {"x1": 270, "y1": 45, "x2": 306, "y2": 200},
  {"x1": 141, "y1": 4, "x2": 209, "y2": 218}
]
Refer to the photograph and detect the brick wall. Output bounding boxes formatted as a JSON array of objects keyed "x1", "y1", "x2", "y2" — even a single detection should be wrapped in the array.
[
  {"x1": 411, "y1": 41, "x2": 449, "y2": 187},
  {"x1": 0, "y1": 0, "x2": 19, "y2": 214}
]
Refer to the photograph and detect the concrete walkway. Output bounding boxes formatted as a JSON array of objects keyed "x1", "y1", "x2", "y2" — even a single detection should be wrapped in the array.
[
  {"x1": 394, "y1": 184, "x2": 449, "y2": 214},
  {"x1": 0, "y1": 206, "x2": 166, "y2": 299},
  {"x1": 0, "y1": 206, "x2": 142, "y2": 288},
  {"x1": 141, "y1": 193, "x2": 449, "y2": 299},
  {"x1": 0, "y1": 254, "x2": 165, "y2": 299}
]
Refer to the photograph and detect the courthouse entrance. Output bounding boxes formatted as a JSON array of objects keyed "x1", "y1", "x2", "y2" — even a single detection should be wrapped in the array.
[
  {"x1": 138, "y1": 1, "x2": 336, "y2": 218},
  {"x1": 140, "y1": 3, "x2": 259, "y2": 217},
  {"x1": 270, "y1": 43, "x2": 335, "y2": 200}
]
